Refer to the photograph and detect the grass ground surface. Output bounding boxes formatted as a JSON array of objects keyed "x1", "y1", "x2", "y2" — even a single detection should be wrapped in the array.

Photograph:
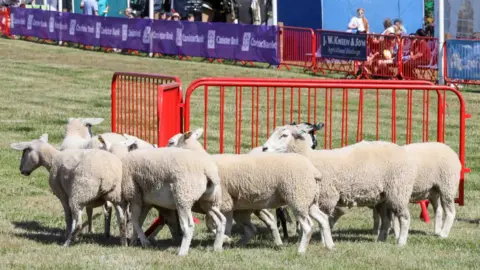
[{"x1": 0, "y1": 37, "x2": 479, "y2": 270}]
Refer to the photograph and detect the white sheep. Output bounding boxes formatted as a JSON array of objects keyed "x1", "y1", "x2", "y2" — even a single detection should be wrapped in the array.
[
  {"x1": 120, "y1": 140, "x2": 226, "y2": 256},
  {"x1": 59, "y1": 118, "x2": 105, "y2": 150},
  {"x1": 10, "y1": 134, "x2": 128, "y2": 247},
  {"x1": 262, "y1": 124, "x2": 417, "y2": 246},
  {"x1": 168, "y1": 128, "x2": 335, "y2": 254},
  {"x1": 367, "y1": 142, "x2": 461, "y2": 239}
]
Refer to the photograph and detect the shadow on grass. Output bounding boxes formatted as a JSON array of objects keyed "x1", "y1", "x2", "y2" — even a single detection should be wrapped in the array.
[
  {"x1": 457, "y1": 218, "x2": 480, "y2": 224},
  {"x1": 11, "y1": 219, "x2": 126, "y2": 247}
]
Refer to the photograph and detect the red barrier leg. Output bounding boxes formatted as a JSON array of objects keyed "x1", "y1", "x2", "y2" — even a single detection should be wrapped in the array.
[
  {"x1": 419, "y1": 200, "x2": 430, "y2": 224},
  {"x1": 144, "y1": 216, "x2": 201, "y2": 237}
]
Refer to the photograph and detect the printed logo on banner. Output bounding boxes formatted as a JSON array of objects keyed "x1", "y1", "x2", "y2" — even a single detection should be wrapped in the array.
[
  {"x1": 95, "y1": 22, "x2": 101, "y2": 39},
  {"x1": 10, "y1": 13, "x2": 14, "y2": 28},
  {"x1": 176, "y1": 28, "x2": 183, "y2": 47},
  {"x1": 69, "y1": 19, "x2": 76, "y2": 35},
  {"x1": 122, "y1": 24, "x2": 128, "y2": 41},
  {"x1": 142, "y1": 26, "x2": 151, "y2": 44},
  {"x1": 27, "y1": 14, "x2": 33, "y2": 30},
  {"x1": 49, "y1": 17, "x2": 54, "y2": 33},
  {"x1": 241, "y1": 32, "x2": 251, "y2": 52},
  {"x1": 207, "y1": 30, "x2": 215, "y2": 49}
]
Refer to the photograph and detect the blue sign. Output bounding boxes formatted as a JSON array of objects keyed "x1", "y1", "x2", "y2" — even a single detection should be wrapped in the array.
[
  {"x1": 319, "y1": 31, "x2": 367, "y2": 61},
  {"x1": 446, "y1": 39, "x2": 480, "y2": 81}
]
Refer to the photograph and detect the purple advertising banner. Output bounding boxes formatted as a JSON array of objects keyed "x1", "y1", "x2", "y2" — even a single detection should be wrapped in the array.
[{"x1": 9, "y1": 7, "x2": 280, "y2": 65}]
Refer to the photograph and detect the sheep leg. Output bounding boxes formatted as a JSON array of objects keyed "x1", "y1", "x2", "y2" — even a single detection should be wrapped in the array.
[
  {"x1": 61, "y1": 201, "x2": 73, "y2": 240},
  {"x1": 330, "y1": 206, "x2": 347, "y2": 231},
  {"x1": 208, "y1": 206, "x2": 226, "y2": 252},
  {"x1": 295, "y1": 213, "x2": 313, "y2": 254},
  {"x1": 376, "y1": 204, "x2": 392, "y2": 242},
  {"x1": 233, "y1": 210, "x2": 257, "y2": 246},
  {"x1": 64, "y1": 207, "x2": 83, "y2": 247},
  {"x1": 113, "y1": 204, "x2": 128, "y2": 247},
  {"x1": 309, "y1": 204, "x2": 335, "y2": 250},
  {"x1": 256, "y1": 209, "x2": 283, "y2": 246},
  {"x1": 205, "y1": 213, "x2": 217, "y2": 234},
  {"x1": 103, "y1": 202, "x2": 113, "y2": 239},
  {"x1": 372, "y1": 205, "x2": 381, "y2": 236},
  {"x1": 439, "y1": 197, "x2": 456, "y2": 238},
  {"x1": 392, "y1": 212, "x2": 400, "y2": 240},
  {"x1": 223, "y1": 211, "x2": 234, "y2": 243},
  {"x1": 275, "y1": 207, "x2": 289, "y2": 239},
  {"x1": 86, "y1": 207, "x2": 94, "y2": 234},
  {"x1": 129, "y1": 201, "x2": 151, "y2": 248},
  {"x1": 396, "y1": 208, "x2": 411, "y2": 246},
  {"x1": 176, "y1": 207, "x2": 195, "y2": 256},
  {"x1": 429, "y1": 194, "x2": 443, "y2": 236}
]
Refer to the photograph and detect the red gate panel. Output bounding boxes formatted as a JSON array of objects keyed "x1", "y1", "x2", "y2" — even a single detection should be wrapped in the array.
[
  {"x1": 111, "y1": 72, "x2": 182, "y2": 146},
  {"x1": 183, "y1": 78, "x2": 470, "y2": 212}
]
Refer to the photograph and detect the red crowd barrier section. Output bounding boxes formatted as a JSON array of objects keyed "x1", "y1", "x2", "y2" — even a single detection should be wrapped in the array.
[
  {"x1": 183, "y1": 78, "x2": 471, "y2": 223},
  {"x1": 111, "y1": 72, "x2": 182, "y2": 146},
  {"x1": 361, "y1": 34, "x2": 402, "y2": 79},
  {"x1": 277, "y1": 26, "x2": 316, "y2": 72},
  {"x1": 313, "y1": 30, "x2": 359, "y2": 77},
  {"x1": 399, "y1": 36, "x2": 438, "y2": 81},
  {"x1": 0, "y1": 7, "x2": 10, "y2": 36}
]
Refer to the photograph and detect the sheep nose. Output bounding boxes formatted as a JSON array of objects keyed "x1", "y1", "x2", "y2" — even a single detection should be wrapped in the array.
[{"x1": 262, "y1": 146, "x2": 268, "y2": 152}]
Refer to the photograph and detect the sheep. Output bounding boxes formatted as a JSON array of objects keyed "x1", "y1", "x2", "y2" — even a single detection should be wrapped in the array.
[
  {"x1": 262, "y1": 123, "x2": 418, "y2": 246},
  {"x1": 120, "y1": 140, "x2": 227, "y2": 256},
  {"x1": 365, "y1": 142, "x2": 461, "y2": 239},
  {"x1": 168, "y1": 128, "x2": 335, "y2": 254},
  {"x1": 59, "y1": 118, "x2": 157, "y2": 237},
  {"x1": 10, "y1": 134, "x2": 128, "y2": 247}
]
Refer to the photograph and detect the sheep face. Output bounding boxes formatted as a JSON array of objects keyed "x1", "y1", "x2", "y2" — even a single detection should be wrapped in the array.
[
  {"x1": 167, "y1": 128, "x2": 204, "y2": 151},
  {"x1": 98, "y1": 135, "x2": 138, "y2": 152},
  {"x1": 66, "y1": 118, "x2": 104, "y2": 138},
  {"x1": 10, "y1": 134, "x2": 49, "y2": 176},
  {"x1": 262, "y1": 123, "x2": 324, "y2": 153}
]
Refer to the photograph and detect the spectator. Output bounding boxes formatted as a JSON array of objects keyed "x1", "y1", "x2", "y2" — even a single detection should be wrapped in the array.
[
  {"x1": 347, "y1": 8, "x2": 369, "y2": 33},
  {"x1": 124, "y1": 7, "x2": 134, "y2": 18},
  {"x1": 172, "y1": 12, "x2": 180, "y2": 21},
  {"x1": 159, "y1": 10, "x2": 167, "y2": 20},
  {"x1": 98, "y1": 0, "x2": 109, "y2": 17},
  {"x1": 381, "y1": 18, "x2": 395, "y2": 35},
  {"x1": 393, "y1": 18, "x2": 407, "y2": 34},
  {"x1": 166, "y1": 11, "x2": 172, "y2": 20},
  {"x1": 187, "y1": 13, "x2": 194, "y2": 22},
  {"x1": 424, "y1": 17, "x2": 434, "y2": 37},
  {"x1": 80, "y1": 0, "x2": 98, "y2": 16},
  {"x1": 402, "y1": 29, "x2": 431, "y2": 79}
]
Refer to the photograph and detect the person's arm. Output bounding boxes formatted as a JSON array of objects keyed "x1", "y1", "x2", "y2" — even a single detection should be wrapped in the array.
[{"x1": 347, "y1": 17, "x2": 357, "y2": 30}]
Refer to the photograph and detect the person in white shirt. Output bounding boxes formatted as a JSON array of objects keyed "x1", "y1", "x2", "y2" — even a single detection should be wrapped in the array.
[
  {"x1": 394, "y1": 19, "x2": 407, "y2": 34},
  {"x1": 347, "y1": 8, "x2": 369, "y2": 33},
  {"x1": 381, "y1": 18, "x2": 396, "y2": 35}
]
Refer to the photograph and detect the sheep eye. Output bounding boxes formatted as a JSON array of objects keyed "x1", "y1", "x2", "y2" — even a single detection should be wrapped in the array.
[{"x1": 280, "y1": 134, "x2": 288, "y2": 138}]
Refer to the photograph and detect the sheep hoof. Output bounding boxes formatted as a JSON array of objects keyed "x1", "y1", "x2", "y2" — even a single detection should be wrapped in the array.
[{"x1": 438, "y1": 233, "x2": 449, "y2": 239}]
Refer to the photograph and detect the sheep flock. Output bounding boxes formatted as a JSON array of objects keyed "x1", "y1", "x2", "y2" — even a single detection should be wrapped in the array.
[{"x1": 10, "y1": 117, "x2": 462, "y2": 256}]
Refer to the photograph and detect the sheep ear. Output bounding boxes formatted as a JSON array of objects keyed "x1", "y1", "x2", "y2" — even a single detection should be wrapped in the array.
[
  {"x1": 10, "y1": 142, "x2": 31, "y2": 151},
  {"x1": 82, "y1": 118, "x2": 104, "y2": 126},
  {"x1": 313, "y1": 122, "x2": 325, "y2": 131},
  {"x1": 183, "y1": 131, "x2": 193, "y2": 140},
  {"x1": 39, "y1": 133, "x2": 48, "y2": 143},
  {"x1": 167, "y1": 133, "x2": 182, "y2": 147},
  {"x1": 124, "y1": 138, "x2": 137, "y2": 147},
  {"x1": 192, "y1": 128, "x2": 203, "y2": 140},
  {"x1": 98, "y1": 135, "x2": 111, "y2": 149}
]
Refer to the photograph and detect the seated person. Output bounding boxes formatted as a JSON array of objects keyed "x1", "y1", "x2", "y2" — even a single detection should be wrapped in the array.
[{"x1": 402, "y1": 29, "x2": 432, "y2": 79}]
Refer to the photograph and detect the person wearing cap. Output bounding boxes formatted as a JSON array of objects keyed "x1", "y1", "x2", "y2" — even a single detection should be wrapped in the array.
[
  {"x1": 159, "y1": 10, "x2": 167, "y2": 20},
  {"x1": 187, "y1": 13, "x2": 195, "y2": 22},
  {"x1": 172, "y1": 12, "x2": 180, "y2": 21},
  {"x1": 394, "y1": 18, "x2": 407, "y2": 34},
  {"x1": 166, "y1": 11, "x2": 173, "y2": 20}
]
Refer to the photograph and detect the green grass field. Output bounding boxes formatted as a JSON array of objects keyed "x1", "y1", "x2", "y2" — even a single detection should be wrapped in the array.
[{"x1": 0, "y1": 37, "x2": 479, "y2": 270}]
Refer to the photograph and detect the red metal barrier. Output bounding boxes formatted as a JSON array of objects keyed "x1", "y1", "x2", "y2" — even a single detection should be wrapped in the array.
[
  {"x1": 0, "y1": 7, "x2": 10, "y2": 36},
  {"x1": 313, "y1": 30, "x2": 359, "y2": 77},
  {"x1": 111, "y1": 72, "x2": 182, "y2": 146},
  {"x1": 399, "y1": 36, "x2": 438, "y2": 82},
  {"x1": 277, "y1": 26, "x2": 315, "y2": 72},
  {"x1": 360, "y1": 34, "x2": 402, "y2": 79},
  {"x1": 183, "y1": 78, "x2": 471, "y2": 222}
]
